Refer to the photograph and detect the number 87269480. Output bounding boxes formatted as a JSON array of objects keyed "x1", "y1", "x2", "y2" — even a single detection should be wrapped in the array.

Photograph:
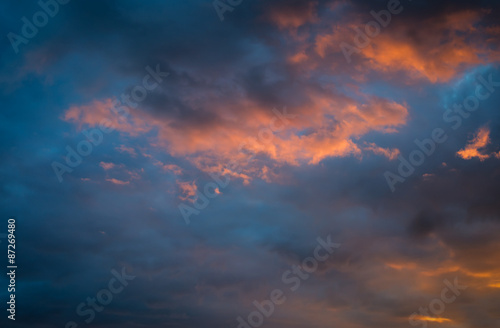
[{"x1": 7, "y1": 218, "x2": 15, "y2": 263}]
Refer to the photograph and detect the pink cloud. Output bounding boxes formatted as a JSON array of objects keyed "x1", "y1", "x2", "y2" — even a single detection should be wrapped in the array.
[
  {"x1": 62, "y1": 98, "x2": 153, "y2": 136},
  {"x1": 116, "y1": 145, "x2": 137, "y2": 157},
  {"x1": 364, "y1": 143, "x2": 400, "y2": 160},
  {"x1": 105, "y1": 178, "x2": 130, "y2": 185},
  {"x1": 177, "y1": 181, "x2": 198, "y2": 201},
  {"x1": 62, "y1": 92, "x2": 408, "y2": 185},
  {"x1": 457, "y1": 126, "x2": 492, "y2": 161},
  {"x1": 100, "y1": 162, "x2": 116, "y2": 170},
  {"x1": 162, "y1": 164, "x2": 183, "y2": 176}
]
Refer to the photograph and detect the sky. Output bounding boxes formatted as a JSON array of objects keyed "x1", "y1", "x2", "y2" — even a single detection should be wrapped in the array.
[{"x1": 1, "y1": 0, "x2": 500, "y2": 327}]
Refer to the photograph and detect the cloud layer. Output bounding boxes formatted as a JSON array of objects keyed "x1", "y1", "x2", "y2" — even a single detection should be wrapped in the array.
[{"x1": 1, "y1": 0, "x2": 500, "y2": 327}]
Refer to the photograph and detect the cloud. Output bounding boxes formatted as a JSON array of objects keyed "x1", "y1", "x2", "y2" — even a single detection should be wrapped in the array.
[
  {"x1": 177, "y1": 180, "x2": 198, "y2": 201},
  {"x1": 2, "y1": 1, "x2": 500, "y2": 327},
  {"x1": 457, "y1": 125, "x2": 492, "y2": 161},
  {"x1": 105, "y1": 178, "x2": 130, "y2": 185},
  {"x1": 302, "y1": 6, "x2": 500, "y2": 83},
  {"x1": 162, "y1": 164, "x2": 183, "y2": 176},
  {"x1": 100, "y1": 162, "x2": 116, "y2": 170},
  {"x1": 265, "y1": 0, "x2": 319, "y2": 30},
  {"x1": 116, "y1": 145, "x2": 137, "y2": 157},
  {"x1": 63, "y1": 99, "x2": 153, "y2": 136},
  {"x1": 359, "y1": 10, "x2": 499, "y2": 83},
  {"x1": 363, "y1": 142, "x2": 400, "y2": 160},
  {"x1": 412, "y1": 315, "x2": 453, "y2": 323},
  {"x1": 62, "y1": 94, "x2": 408, "y2": 184}
]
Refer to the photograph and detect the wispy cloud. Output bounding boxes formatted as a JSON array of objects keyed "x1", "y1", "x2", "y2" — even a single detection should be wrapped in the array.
[{"x1": 457, "y1": 125, "x2": 491, "y2": 161}]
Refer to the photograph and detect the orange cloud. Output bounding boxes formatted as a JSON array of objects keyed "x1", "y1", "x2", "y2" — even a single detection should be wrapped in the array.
[
  {"x1": 63, "y1": 98, "x2": 153, "y2": 136},
  {"x1": 362, "y1": 33, "x2": 481, "y2": 83},
  {"x1": 165, "y1": 98, "x2": 406, "y2": 165},
  {"x1": 63, "y1": 92, "x2": 408, "y2": 184},
  {"x1": 266, "y1": 1, "x2": 318, "y2": 30},
  {"x1": 105, "y1": 178, "x2": 129, "y2": 185},
  {"x1": 59, "y1": 6, "x2": 500, "y2": 189},
  {"x1": 162, "y1": 164, "x2": 183, "y2": 176},
  {"x1": 288, "y1": 51, "x2": 309, "y2": 64},
  {"x1": 385, "y1": 262, "x2": 417, "y2": 271},
  {"x1": 312, "y1": 9, "x2": 500, "y2": 82},
  {"x1": 457, "y1": 126, "x2": 491, "y2": 161},
  {"x1": 364, "y1": 142, "x2": 400, "y2": 160},
  {"x1": 177, "y1": 180, "x2": 198, "y2": 201},
  {"x1": 412, "y1": 315, "x2": 452, "y2": 323},
  {"x1": 100, "y1": 162, "x2": 116, "y2": 170}
]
